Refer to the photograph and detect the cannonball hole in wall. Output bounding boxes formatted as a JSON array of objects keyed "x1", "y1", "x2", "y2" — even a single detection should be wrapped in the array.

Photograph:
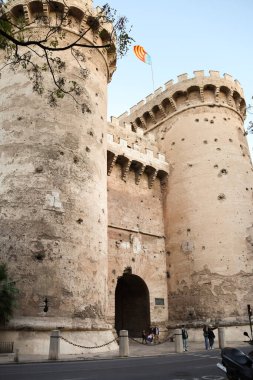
[
  {"x1": 35, "y1": 166, "x2": 43, "y2": 173},
  {"x1": 220, "y1": 169, "x2": 228, "y2": 175},
  {"x1": 34, "y1": 252, "x2": 45, "y2": 261}
]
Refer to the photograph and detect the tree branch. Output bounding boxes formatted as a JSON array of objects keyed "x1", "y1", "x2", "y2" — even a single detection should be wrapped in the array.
[{"x1": 0, "y1": 27, "x2": 110, "y2": 50}]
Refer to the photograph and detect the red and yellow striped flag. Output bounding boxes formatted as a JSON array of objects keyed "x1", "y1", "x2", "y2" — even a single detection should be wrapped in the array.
[{"x1": 133, "y1": 45, "x2": 152, "y2": 65}]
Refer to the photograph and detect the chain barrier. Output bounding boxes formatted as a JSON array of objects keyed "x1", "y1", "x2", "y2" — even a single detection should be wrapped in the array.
[
  {"x1": 59, "y1": 335, "x2": 119, "y2": 349},
  {"x1": 129, "y1": 334, "x2": 175, "y2": 346},
  {"x1": 57, "y1": 332, "x2": 175, "y2": 349}
]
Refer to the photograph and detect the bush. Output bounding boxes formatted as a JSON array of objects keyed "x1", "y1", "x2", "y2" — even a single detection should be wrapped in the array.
[{"x1": 0, "y1": 264, "x2": 18, "y2": 324}]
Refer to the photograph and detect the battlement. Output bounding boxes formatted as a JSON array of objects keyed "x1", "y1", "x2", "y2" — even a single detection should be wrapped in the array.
[
  {"x1": 107, "y1": 119, "x2": 169, "y2": 188},
  {"x1": 108, "y1": 116, "x2": 157, "y2": 149},
  {"x1": 6, "y1": 0, "x2": 93, "y2": 10},
  {"x1": 4, "y1": 0, "x2": 116, "y2": 80},
  {"x1": 117, "y1": 70, "x2": 246, "y2": 132}
]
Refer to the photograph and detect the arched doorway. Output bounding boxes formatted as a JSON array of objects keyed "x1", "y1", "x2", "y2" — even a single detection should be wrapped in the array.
[{"x1": 115, "y1": 272, "x2": 150, "y2": 337}]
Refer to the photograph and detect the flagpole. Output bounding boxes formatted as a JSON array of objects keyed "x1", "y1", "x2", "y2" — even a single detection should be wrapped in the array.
[
  {"x1": 133, "y1": 45, "x2": 154, "y2": 92},
  {"x1": 150, "y1": 61, "x2": 155, "y2": 93}
]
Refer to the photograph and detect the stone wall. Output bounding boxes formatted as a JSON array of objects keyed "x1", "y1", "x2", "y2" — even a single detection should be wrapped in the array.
[
  {"x1": 118, "y1": 71, "x2": 253, "y2": 326},
  {"x1": 107, "y1": 164, "x2": 168, "y2": 328},
  {"x1": 0, "y1": 0, "x2": 117, "y2": 354},
  {"x1": 106, "y1": 120, "x2": 169, "y2": 329}
]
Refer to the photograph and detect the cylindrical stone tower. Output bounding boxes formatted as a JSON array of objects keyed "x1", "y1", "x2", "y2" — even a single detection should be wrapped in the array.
[
  {"x1": 0, "y1": 0, "x2": 116, "y2": 353},
  {"x1": 117, "y1": 69, "x2": 253, "y2": 328},
  {"x1": 157, "y1": 71, "x2": 253, "y2": 325}
]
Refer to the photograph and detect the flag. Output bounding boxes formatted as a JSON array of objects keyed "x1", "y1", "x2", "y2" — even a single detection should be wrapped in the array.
[{"x1": 133, "y1": 45, "x2": 152, "y2": 65}]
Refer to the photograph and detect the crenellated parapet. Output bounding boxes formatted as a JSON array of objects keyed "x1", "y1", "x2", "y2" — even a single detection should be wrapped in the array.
[
  {"x1": 4, "y1": 0, "x2": 116, "y2": 80},
  {"x1": 117, "y1": 70, "x2": 246, "y2": 132},
  {"x1": 107, "y1": 118, "x2": 169, "y2": 188}
]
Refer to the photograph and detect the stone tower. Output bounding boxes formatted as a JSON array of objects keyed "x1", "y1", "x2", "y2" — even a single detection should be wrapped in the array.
[
  {"x1": 0, "y1": 0, "x2": 117, "y2": 353},
  {"x1": 119, "y1": 70, "x2": 253, "y2": 326}
]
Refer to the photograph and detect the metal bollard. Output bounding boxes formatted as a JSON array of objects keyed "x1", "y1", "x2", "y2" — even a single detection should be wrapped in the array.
[
  {"x1": 174, "y1": 328, "x2": 183, "y2": 353},
  {"x1": 49, "y1": 329, "x2": 60, "y2": 360},
  {"x1": 119, "y1": 330, "x2": 129, "y2": 357},
  {"x1": 218, "y1": 327, "x2": 226, "y2": 349},
  {"x1": 14, "y1": 348, "x2": 19, "y2": 363}
]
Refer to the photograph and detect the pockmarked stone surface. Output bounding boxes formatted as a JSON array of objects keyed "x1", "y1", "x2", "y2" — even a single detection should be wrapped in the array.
[{"x1": 0, "y1": 0, "x2": 253, "y2": 355}]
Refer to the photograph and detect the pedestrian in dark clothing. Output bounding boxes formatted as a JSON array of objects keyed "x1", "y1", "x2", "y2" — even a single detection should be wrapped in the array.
[
  {"x1": 142, "y1": 330, "x2": 147, "y2": 344},
  {"x1": 203, "y1": 325, "x2": 209, "y2": 350},
  {"x1": 146, "y1": 332, "x2": 153, "y2": 344},
  {"x1": 182, "y1": 325, "x2": 188, "y2": 351},
  {"x1": 208, "y1": 327, "x2": 215, "y2": 349}
]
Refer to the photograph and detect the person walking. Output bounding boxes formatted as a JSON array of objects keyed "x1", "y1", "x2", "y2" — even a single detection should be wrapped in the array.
[
  {"x1": 141, "y1": 330, "x2": 147, "y2": 344},
  {"x1": 182, "y1": 325, "x2": 188, "y2": 351},
  {"x1": 146, "y1": 332, "x2": 153, "y2": 344},
  {"x1": 203, "y1": 325, "x2": 209, "y2": 350},
  {"x1": 208, "y1": 327, "x2": 216, "y2": 349}
]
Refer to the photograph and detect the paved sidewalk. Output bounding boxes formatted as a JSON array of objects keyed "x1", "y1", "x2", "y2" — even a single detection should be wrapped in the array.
[{"x1": 0, "y1": 340, "x2": 246, "y2": 364}]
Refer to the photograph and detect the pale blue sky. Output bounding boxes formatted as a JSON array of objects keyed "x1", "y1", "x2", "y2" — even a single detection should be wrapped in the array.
[{"x1": 94, "y1": 0, "x2": 253, "y2": 151}]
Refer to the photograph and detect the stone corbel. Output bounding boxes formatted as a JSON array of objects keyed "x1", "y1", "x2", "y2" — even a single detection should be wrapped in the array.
[
  {"x1": 139, "y1": 116, "x2": 146, "y2": 129},
  {"x1": 147, "y1": 167, "x2": 158, "y2": 189},
  {"x1": 148, "y1": 110, "x2": 156, "y2": 124},
  {"x1": 23, "y1": 5, "x2": 30, "y2": 23},
  {"x1": 227, "y1": 89, "x2": 233, "y2": 107},
  {"x1": 62, "y1": 6, "x2": 70, "y2": 26},
  {"x1": 92, "y1": 27, "x2": 100, "y2": 44},
  {"x1": 131, "y1": 121, "x2": 138, "y2": 132},
  {"x1": 120, "y1": 157, "x2": 131, "y2": 182},
  {"x1": 157, "y1": 171, "x2": 168, "y2": 191},
  {"x1": 5, "y1": 12, "x2": 12, "y2": 23},
  {"x1": 80, "y1": 18, "x2": 87, "y2": 34},
  {"x1": 235, "y1": 97, "x2": 243, "y2": 112},
  {"x1": 107, "y1": 151, "x2": 117, "y2": 176},
  {"x1": 42, "y1": 1, "x2": 49, "y2": 18},
  {"x1": 169, "y1": 97, "x2": 177, "y2": 111},
  {"x1": 135, "y1": 163, "x2": 145, "y2": 185},
  {"x1": 199, "y1": 86, "x2": 204, "y2": 102},
  {"x1": 215, "y1": 88, "x2": 220, "y2": 102},
  {"x1": 158, "y1": 104, "x2": 166, "y2": 118}
]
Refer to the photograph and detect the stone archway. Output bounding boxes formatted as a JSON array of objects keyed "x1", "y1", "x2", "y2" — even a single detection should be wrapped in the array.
[{"x1": 115, "y1": 272, "x2": 150, "y2": 337}]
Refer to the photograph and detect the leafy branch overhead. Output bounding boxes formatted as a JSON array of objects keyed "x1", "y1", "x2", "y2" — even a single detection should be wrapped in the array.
[{"x1": 0, "y1": 0, "x2": 133, "y2": 110}]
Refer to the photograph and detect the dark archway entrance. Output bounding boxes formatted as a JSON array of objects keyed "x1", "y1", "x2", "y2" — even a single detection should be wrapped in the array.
[{"x1": 115, "y1": 273, "x2": 150, "y2": 337}]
